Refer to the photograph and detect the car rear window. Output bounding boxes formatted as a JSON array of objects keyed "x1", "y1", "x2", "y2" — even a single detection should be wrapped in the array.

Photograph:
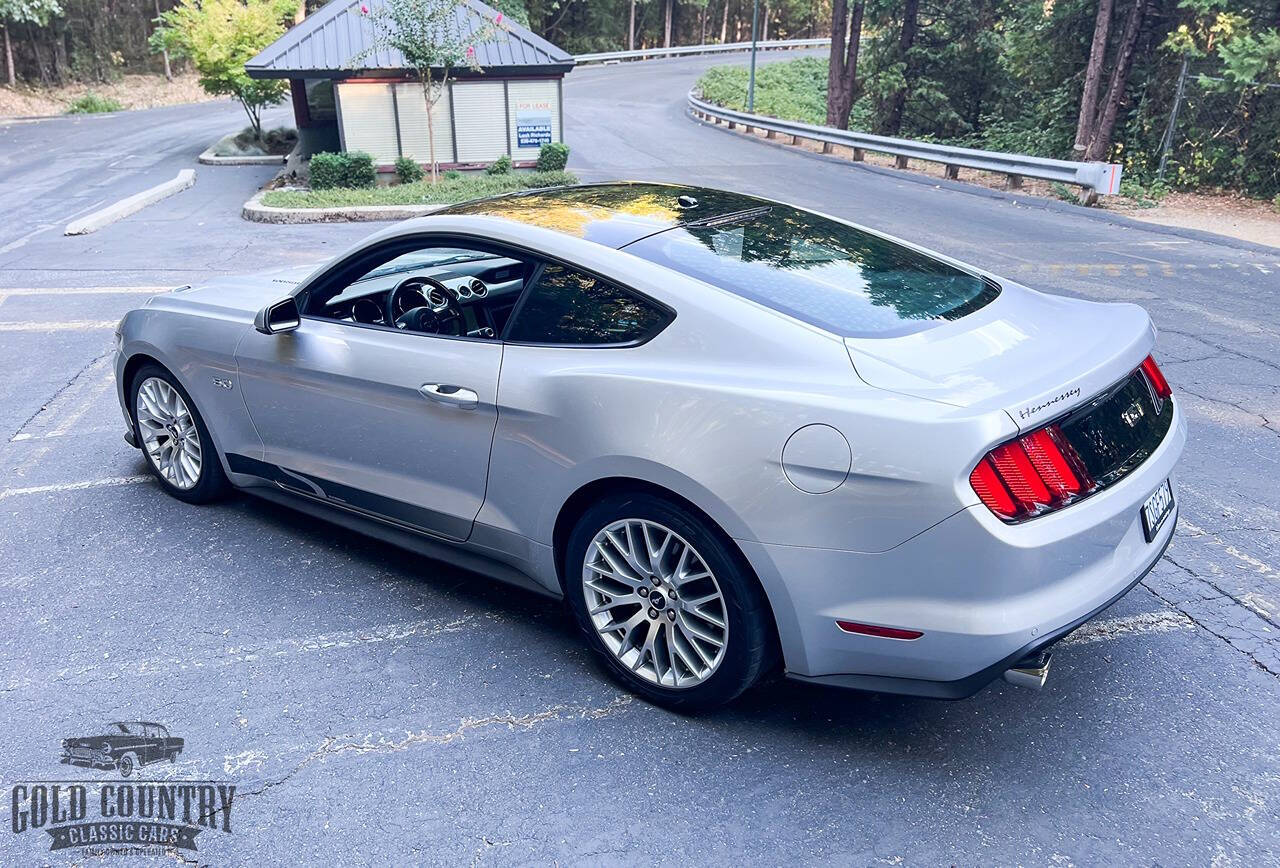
[{"x1": 623, "y1": 205, "x2": 999, "y2": 338}]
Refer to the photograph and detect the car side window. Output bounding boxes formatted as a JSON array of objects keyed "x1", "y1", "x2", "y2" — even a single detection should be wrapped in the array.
[{"x1": 505, "y1": 263, "x2": 671, "y2": 346}]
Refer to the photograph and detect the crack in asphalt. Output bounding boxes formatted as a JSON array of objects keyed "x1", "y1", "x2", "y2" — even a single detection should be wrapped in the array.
[
  {"x1": 1178, "y1": 386, "x2": 1280, "y2": 441},
  {"x1": 7, "y1": 348, "x2": 114, "y2": 442},
  {"x1": 233, "y1": 695, "x2": 635, "y2": 804},
  {"x1": 1151, "y1": 554, "x2": 1280, "y2": 678}
]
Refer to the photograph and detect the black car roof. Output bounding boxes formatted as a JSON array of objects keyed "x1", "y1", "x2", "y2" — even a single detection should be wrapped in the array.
[{"x1": 436, "y1": 182, "x2": 773, "y2": 249}]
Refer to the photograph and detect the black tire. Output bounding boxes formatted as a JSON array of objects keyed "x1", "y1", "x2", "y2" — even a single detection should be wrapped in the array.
[
  {"x1": 117, "y1": 754, "x2": 135, "y2": 778},
  {"x1": 564, "y1": 492, "x2": 776, "y2": 712},
  {"x1": 129, "y1": 363, "x2": 229, "y2": 504}
]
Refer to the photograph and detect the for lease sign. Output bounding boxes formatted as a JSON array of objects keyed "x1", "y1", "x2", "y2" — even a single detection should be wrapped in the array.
[{"x1": 515, "y1": 98, "x2": 553, "y2": 148}]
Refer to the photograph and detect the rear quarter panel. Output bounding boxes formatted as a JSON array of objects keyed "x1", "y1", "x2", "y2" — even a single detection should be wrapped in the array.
[{"x1": 476, "y1": 232, "x2": 1015, "y2": 560}]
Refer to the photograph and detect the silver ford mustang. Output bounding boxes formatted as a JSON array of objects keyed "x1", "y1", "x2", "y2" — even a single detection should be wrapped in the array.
[{"x1": 114, "y1": 183, "x2": 1185, "y2": 710}]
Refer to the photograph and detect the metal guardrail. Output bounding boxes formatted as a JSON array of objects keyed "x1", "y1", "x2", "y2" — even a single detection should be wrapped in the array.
[
  {"x1": 687, "y1": 91, "x2": 1124, "y2": 200},
  {"x1": 575, "y1": 38, "x2": 829, "y2": 65}
]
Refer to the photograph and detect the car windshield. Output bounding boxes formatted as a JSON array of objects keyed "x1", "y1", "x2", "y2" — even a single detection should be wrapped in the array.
[
  {"x1": 360, "y1": 248, "x2": 497, "y2": 282},
  {"x1": 107, "y1": 723, "x2": 132, "y2": 734},
  {"x1": 623, "y1": 205, "x2": 999, "y2": 338}
]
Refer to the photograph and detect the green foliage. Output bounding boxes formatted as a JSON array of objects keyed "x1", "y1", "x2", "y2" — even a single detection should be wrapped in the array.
[
  {"x1": 65, "y1": 91, "x2": 123, "y2": 113},
  {"x1": 262, "y1": 170, "x2": 579, "y2": 208},
  {"x1": 535, "y1": 141, "x2": 569, "y2": 171},
  {"x1": 486, "y1": 154, "x2": 513, "y2": 175},
  {"x1": 0, "y1": 0, "x2": 61, "y2": 28},
  {"x1": 308, "y1": 151, "x2": 376, "y2": 189},
  {"x1": 308, "y1": 152, "x2": 346, "y2": 190},
  {"x1": 151, "y1": 0, "x2": 297, "y2": 137},
  {"x1": 696, "y1": 57, "x2": 830, "y2": 125},
  {"x1": 485, "y1": 0, "x2": 527, "y2": 27},
  {"x1": 395, "y1": 156, "x2": 425, "y2": 184},
  {"x1": 444, "y1": 169, "x2": 462, "y2": 180}
]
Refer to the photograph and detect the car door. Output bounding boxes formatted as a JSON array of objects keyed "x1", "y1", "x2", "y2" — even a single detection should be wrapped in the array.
[{"x1": 234, "y1": 281, "x2": 502, "y2": 543}]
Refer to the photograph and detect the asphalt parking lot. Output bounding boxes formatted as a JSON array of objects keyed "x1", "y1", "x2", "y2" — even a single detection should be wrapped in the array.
[{"x1": 2, "y1": 54, "x2": 1278, "y2": 864}]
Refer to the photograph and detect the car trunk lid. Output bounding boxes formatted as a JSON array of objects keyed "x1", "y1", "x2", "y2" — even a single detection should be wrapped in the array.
[{"x1": 843, "y1": 285, "x2": 1156, "y2": 432}]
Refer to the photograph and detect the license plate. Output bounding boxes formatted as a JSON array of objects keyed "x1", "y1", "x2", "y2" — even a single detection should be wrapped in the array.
[{"x1": 1141, "y1": 479, "x2": 1174, "y2": 542}]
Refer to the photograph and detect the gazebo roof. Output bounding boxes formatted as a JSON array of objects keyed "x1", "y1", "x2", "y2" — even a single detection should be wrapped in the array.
[{"x1": 245, "y1": 0, "x2": 574, "y2": 79}]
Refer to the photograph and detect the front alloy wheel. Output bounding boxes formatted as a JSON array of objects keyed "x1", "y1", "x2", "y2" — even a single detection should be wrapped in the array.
[
  {"x1": 129, "y1": 363, "x2": 229, "y2": 504},
  {"x1": 583, "y1": 519, "x2": 729, "y2": 689},
  {"x1": 136, "y1": 376, "x2": 202, "y2": 490}
]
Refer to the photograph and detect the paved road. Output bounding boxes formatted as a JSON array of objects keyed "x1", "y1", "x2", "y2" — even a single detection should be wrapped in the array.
[{"x1": 1, "y1": 54, "x2": 1278, "y2": 865}]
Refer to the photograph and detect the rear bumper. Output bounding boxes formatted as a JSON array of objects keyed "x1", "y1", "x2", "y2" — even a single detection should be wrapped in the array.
[
  {"x1": 740, "y1": 399, "x2": 1186, "y2": 698},
  {"x1": 786, "y1": 520, "x2": 1173, "y2": 698}
]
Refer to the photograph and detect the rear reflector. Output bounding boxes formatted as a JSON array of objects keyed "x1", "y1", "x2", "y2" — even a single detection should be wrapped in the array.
[
  {"x1": 835, "y1": 620, "x2": 924, "y2": 640},
  {"x1": 969, "y1": 423, "x2": 1094, "y2": 520},
  {"x1": 1140, "y1": 354, "x2": 1172, "y2": 399}
]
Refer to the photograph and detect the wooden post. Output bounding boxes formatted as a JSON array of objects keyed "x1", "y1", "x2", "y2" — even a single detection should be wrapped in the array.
[
  {"x1": 728, "y1": 121, "x2": 737, "y2": 130},
  {"x1": 852, "y1": 148, "x2": 865, "y2": 161},
  {"x1": 944, "y1": 164, "x2": 959, "y2": 180},
  {"x1": 1007, "y1": 173, "x2": 1023, "y2": 189},
  {"x1": 895, "y1": 154, "x2": 909, "y2": 169},
  {"x1": 822, "y1": 142, "x2": 834, "y2": 154},
  {"x1": 766, "y1": 129, "x2": 778, "y2": 139}
]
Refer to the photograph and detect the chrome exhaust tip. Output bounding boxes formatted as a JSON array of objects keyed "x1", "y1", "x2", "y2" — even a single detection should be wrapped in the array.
[{"x1": 1002, "y1": 650, "x2": 1052, "y2": 690}]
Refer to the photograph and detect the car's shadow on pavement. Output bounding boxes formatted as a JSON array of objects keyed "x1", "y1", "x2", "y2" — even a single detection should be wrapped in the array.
[{"x1": 219, "y1": 486, "x2": 1111, "y2": 746}]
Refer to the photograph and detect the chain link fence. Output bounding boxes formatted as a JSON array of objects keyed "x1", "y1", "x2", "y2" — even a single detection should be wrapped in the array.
[{"x1": 1154, "y1": 60, "x2": 1280, "y2": 201}]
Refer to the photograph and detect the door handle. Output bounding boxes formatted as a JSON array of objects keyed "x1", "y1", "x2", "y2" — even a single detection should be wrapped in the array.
[{"x1": 419, "y1": 383, "x2": 479, "y2": 408}]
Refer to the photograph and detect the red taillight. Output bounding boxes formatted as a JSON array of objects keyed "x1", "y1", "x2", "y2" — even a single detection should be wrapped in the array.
[
  {"x1": 1140, "y1": 354, "x2": 1171, "y2": 399},
  {"x1": 969, "y1": 423, "x2": 1092, "y2": 521}
]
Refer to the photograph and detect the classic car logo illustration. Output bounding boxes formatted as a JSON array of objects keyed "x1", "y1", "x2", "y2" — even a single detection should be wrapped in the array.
[
  {"x1": 61, "y1": 721, "x2": 183, "y2": 778},
  {"x1": 9, "y1": 723, "x2": 235, "y2": 856}
]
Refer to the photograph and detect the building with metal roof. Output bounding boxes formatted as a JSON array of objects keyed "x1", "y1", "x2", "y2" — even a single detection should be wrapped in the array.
[{"x1": 246, "y1": 0, "x2": 574, "y2": 169}]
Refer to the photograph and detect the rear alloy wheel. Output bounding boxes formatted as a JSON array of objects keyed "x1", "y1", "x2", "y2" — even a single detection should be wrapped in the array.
[
  {"x1": 130, "y1": 364, "x2": 229, "y2": 504},
  {"x1": 566, "y1": 493, "x2": 774, "y2": 711},
  {"x1": 583, "y1": 518, "x2": 729, "y2": 688}
]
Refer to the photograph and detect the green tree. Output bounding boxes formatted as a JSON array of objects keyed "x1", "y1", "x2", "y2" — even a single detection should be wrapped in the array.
[
  {"x1": 151, "y1": 0, "x2": 297, "y2": 139},
  {"x1": 0, "y1": 0, "x2": 61, "y2": 86},
  {"x1": 355, "y1": 0, "x2": 500, "y2": 181}
]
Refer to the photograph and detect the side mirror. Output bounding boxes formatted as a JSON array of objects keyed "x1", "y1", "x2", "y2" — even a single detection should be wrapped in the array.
[{"x1": 254, "y1": 296, "x2": 301, "y2": 335}]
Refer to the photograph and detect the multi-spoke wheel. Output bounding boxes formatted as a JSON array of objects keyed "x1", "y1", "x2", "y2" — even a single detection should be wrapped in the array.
[
  {"x1": 129, "y1": 364, "x2": 228, "y2": 504},
  {"x1": 583, "y1": 519, "x2": 728, "y2": 688},
  {"x1": 136, "y1": 376, "x2": 202, "y2": 490},
  {"x1": 566, "y1": 493, "x2": 776, "y2": 710}
]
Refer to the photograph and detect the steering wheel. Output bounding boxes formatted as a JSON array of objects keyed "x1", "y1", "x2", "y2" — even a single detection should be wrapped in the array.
[{"x1": 386, "y1": 276, "x2": 466, "y2": 336}]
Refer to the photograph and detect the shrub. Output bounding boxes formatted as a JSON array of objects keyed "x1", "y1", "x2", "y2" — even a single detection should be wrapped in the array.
[
  {"x1": 309, "y1": 151, "x2": 376, "y2": 189},
  {"x1": 444, "y1": 170, "x2": 462, "y2": 180},
  {"x1": 66, "y1": 92, "x2": 125, "y2": 114},
  {"x1": 395, "y1": 156, "x2": 424, "y2": 184},
  {"x1": 536, "y1": 142, "x2": 570, "y2": 172},
  {"x1": 486, "y1": 154, "x2": 513, "y2": 175},
  {"x1": 308, "y1": 152, "x2": 346, "y2": 189},
  {"x1": 343, "y1": 151, "x2": 376, "y2": 188}
]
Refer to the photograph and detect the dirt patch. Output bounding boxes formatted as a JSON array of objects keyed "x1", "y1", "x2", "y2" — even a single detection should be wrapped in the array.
[
  {"x1": 726, "y1": 123, "x2": 1280, "y2": 249},
  {"x1": 0, "y1": 73, "x2": 219, "y2": 118},
  {"x1": 1105, "y1": 192, "x2": 1280, "y2": 249}
]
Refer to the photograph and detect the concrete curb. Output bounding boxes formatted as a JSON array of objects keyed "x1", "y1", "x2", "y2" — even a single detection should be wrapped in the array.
[
  {"x1": 687, "y1": 109, "x2": 1280, "y2": 256},
  {"x1": 241, "y1": 188, "x2": 446, "y2": 223},
  {"x1": 65, "y1": 169, "x2": 196, "y2": 235},
  {"x1": 198, "y1": 143, "x2": 286, "y2": 166}
]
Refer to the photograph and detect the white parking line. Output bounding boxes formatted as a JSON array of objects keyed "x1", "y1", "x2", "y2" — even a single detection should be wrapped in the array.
[
  {"x1": 1060, "y1": 610, "x2": 1194, "y2": 647},
  {"x1": 0, "y1": 286, "x2": 168, "y2": 296},
  {"x1": 0, "y1": 475, "x2": 151, "y2": 500},
  {"x1": 0, "y1": 320, "x2": 117, "y2": 331}
]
